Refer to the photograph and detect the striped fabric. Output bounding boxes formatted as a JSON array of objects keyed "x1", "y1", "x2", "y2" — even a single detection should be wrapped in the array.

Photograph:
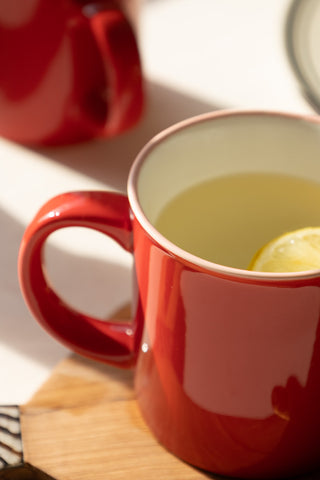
[{"x1": 0, "y1": 406, "x2": 23, "y2": 468}]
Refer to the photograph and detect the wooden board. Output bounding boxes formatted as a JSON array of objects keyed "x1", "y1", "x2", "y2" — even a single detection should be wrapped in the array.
[{"x1": 19, "y1": 354, "x2": 215, "y2": 480}]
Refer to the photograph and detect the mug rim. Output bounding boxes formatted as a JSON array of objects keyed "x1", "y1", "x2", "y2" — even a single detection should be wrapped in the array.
[{"x1": 128, "y1": 109, "x2": 320, "y2": 281}]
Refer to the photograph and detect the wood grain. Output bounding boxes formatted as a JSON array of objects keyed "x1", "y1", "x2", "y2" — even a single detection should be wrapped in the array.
[{"x1": 20, "y1": 354, "x2": 215, "y2": 480}]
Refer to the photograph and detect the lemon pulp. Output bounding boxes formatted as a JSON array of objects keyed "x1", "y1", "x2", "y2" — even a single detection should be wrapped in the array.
[{"x1": 249, "y1": 227, "x2": 320, "y2": 273}]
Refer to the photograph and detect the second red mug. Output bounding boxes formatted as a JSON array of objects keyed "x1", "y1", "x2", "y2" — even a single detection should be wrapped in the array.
[{"x1": 0, "y1": 0, "x2": 143, "y2": 145}]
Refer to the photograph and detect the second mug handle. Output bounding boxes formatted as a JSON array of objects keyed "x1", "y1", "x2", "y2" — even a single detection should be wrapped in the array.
[
  {"x1": 86, "y1": 1, "x2": 144, "y2": 135},
  {"x1": 18, "y1": 191, "x2": 141, "y2": 368}
]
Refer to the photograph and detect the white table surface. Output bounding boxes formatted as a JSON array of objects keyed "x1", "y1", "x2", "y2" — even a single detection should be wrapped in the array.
[{"x1": 0, "y1": 0, "x2": 315, "y2": 405}]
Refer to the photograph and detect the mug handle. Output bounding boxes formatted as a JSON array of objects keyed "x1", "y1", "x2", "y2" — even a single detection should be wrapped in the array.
[
  {"x1": 18, "y1": 191, "x2": 141, "y2": 368},
  {"x1": 85, "y1": 1, "x2": 144, "y2": 135}
]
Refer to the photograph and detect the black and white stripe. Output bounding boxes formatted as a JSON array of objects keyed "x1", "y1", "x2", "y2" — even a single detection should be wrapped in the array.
[{"x1": 0, "y1": 406, "x2": 23, "y2": 468}]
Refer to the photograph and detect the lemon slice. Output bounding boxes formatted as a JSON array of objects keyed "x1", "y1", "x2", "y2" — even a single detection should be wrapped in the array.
[{"x1": 249, "y1": 227, "x2": 320, "y2": 273}]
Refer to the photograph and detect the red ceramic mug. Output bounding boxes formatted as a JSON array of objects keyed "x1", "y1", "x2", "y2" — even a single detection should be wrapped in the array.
[
  {"x1": 0, "y1": 0, "x2": 143, "y2": 146},
  {"x1": 18, "y1": 111, "x2": 320, "y2": 478}
]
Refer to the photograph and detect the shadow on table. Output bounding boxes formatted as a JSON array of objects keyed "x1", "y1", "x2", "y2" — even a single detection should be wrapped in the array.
[{"x1": 35, "y1": 80, "x2": 221, "y2": 191}]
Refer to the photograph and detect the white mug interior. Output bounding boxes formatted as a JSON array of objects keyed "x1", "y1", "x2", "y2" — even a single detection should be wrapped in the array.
[{"x1": 128, "y1": 111, "x2": 320, "y2": 277}]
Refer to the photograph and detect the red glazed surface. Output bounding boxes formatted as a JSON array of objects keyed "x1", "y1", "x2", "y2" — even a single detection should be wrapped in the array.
[
  {"x1": 18, "y1": 191, "x2": 142, "y2": 366},
  {"x1": 18, "y1": 111, "x2": 320, "y2": 478},
  {"x1": 133, "y1": 216, "x2": 320, "y2": 478},
  {"x1": 0, "y1": 0, "x2": 143, "y2": 145}
]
